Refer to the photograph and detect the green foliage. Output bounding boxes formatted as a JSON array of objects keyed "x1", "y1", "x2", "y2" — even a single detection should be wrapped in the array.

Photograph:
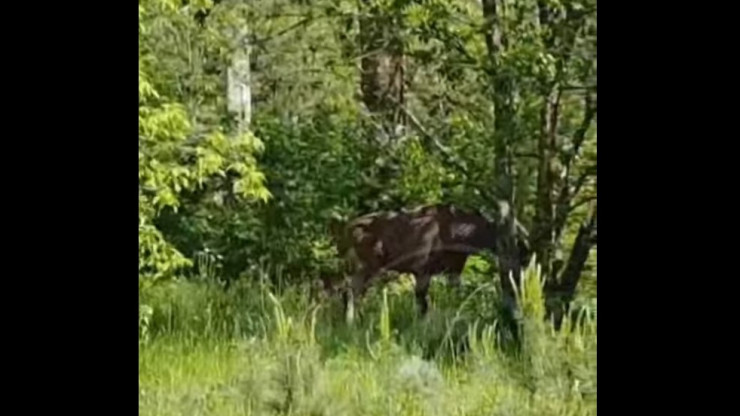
[
  {"x1": 140, "y1": 262, "x2": 595, "y2": 415},
  {"x1": 139, "y1": 0, "x2": 269, "y2": 283},
  {"x1": 391, "y1": 137, "x2": 449, "y2": 204},
  {"x1": 139, "y1": 1, "x2": 597, "y2": 413},
  {"x1": 139, "y1": 0, "x2": 595, "y2": 288}
]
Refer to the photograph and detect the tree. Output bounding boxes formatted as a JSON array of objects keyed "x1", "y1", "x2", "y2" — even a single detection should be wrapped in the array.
[
  {"x1": 139, "y1": 0, "x2": 269, "y2": 287},
  {"x1": 137, "y1": 0, "x2": 597, "y2": 321}
]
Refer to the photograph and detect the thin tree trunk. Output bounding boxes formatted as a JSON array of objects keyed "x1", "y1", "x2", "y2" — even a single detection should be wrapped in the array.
[
  {"x1": 547, "y1": 203, "x2": 597, "y2": 329},
  {"x1": 355, "y1": 1, "x2": 406, "y2": 212},
  {"x1": 533, "y1": 0, "x2": 596, "y2": 320},
  {"x1": 482, "y1": 1, "x2": 523, "y2": 339},
  {"x1": 358, "y1": 1, "x2": 405, "y2": 130},
  {"x1": 532, "y1": 87, "x2": 561, "y2": 282},
  {"x1": 552, "y1": 93, "x2": 597, "y2": 244}
]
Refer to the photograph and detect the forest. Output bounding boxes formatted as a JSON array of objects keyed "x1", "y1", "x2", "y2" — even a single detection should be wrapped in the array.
[{"x1": 139, "y1": 0, "x2": 597, "y2": 414}]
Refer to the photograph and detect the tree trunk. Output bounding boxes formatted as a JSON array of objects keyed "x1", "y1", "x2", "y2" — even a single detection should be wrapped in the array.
[
  {"x1": 552, "y1": 93, "x2": 596, "y2": 244},
  {"x1": 358, "y1": 1, "x2": 405, "y2": 130},
  {"x1": 547, "y1": 203, "x2": 597, "y2": 329},
  {"x1": 481, "y1": 1, "x2": 524, "y2": 340},
  {"x1": 532, "y1": 87, "x2": 561, "y2": 282},
  {"x1": 532, "y1": 0, "x2": 596, "y2": 323}
]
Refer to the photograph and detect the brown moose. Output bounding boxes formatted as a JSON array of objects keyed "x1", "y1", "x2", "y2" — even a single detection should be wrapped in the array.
[{"x1": 328, "y1": 204, "x2": 531, "y2": 321}]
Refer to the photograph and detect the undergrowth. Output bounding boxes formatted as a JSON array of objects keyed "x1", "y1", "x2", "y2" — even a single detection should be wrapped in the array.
[{"x1": 139, "y1": 261, "x2": 596, "y2": 415}]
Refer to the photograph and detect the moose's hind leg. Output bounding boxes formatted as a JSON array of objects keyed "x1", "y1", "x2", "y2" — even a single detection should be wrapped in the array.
[{"x1": 414, "y1": 273, "x2": 432, "y2": 316}]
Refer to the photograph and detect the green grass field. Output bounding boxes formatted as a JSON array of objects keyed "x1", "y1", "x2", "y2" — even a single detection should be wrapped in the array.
[{"x1": 139, "y1": 265, "x2": 596, "y2": 416}]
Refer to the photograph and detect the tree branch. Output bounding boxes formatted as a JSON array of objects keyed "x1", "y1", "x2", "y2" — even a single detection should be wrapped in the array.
[
  {"x1": 561, "y1": 84, "x2": 597, "y2": 92},
  {"x1": 551, "y1": 94, "x2": 596, "y2": 239},
  {"x1": 569, "y1": 195, "x2": 597, "y2": 213},
  {"x1": 513, "y1": 152, "x2": 540, "y2": 159},
  {"x1": 387, "y1": 96, "x2": 469, "y2": 174},
  {"x1": 481, "y1": 0, "x2": 503, "y2": 64},
  {"x1": 251, "y1": 16, "x2": 319, "y2": 49},
  {"x1": 552, "y1": 165, "x2": 595, "y2": 241},
  {"x1": 571, "y1": 166, "x2": 596, "y2": 201},
  {"x1": 571, "y1": 94, "x2": 597, "y2": 159}
]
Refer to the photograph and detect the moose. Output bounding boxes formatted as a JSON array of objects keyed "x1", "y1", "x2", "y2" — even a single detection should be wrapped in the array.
[{"x1": 327, "y1": 203, "x2": 531, "y2": 322}]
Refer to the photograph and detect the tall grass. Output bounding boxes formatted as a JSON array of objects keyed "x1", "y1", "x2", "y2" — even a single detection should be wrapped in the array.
[{"x1": 140, "y1": 263, "x2": 596, "y2": 415}]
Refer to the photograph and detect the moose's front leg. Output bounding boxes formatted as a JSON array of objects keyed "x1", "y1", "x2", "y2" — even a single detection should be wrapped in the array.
[
  {"x1": 344, "y1": 268, "x2": 375, "y2": 325},
  {"x1": 414, "y1": 273, "x2": 432, "y2": 316}
]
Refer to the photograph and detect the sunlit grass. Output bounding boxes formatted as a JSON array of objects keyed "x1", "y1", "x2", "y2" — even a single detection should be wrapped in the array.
[{"x1": 139, "y1": 262, "x2": 596, "y2": 415}]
